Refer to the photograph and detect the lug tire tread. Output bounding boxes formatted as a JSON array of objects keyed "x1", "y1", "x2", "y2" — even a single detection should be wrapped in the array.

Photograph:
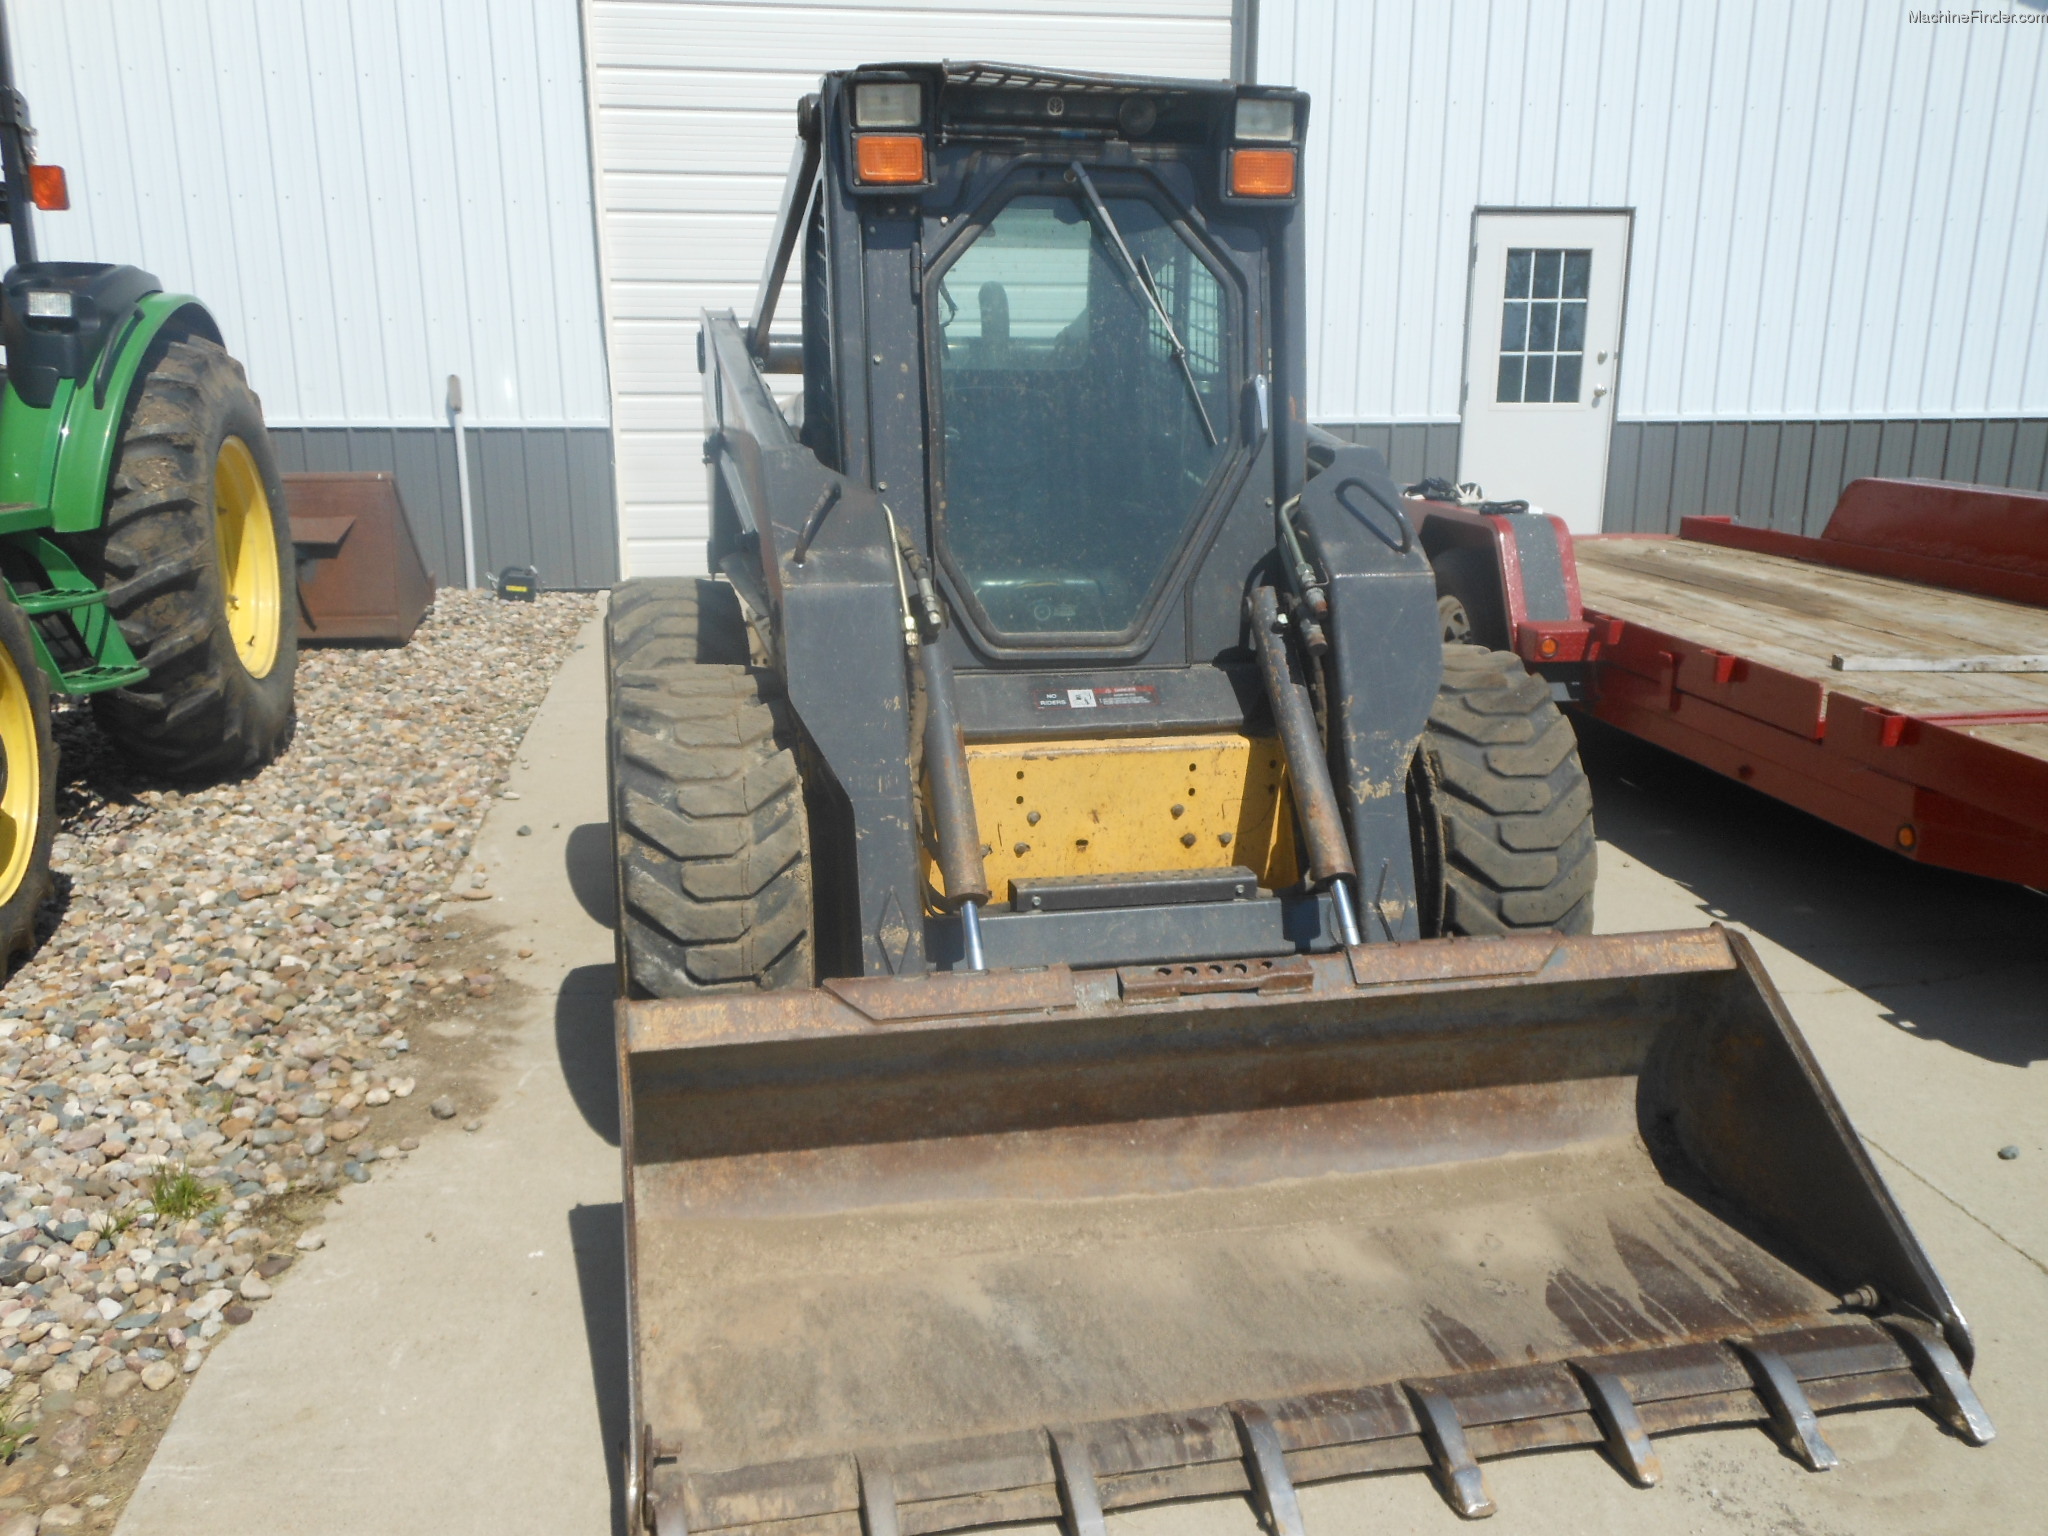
[
  {"x1": 83, "y1": 336, "x2": 296, "y2": 779},
  {"x1": 607, "y1": 578, "x2": 813, "y2": 997},
  {"x1": 1415, "y1": 643, "x2": 1596, "y2": 936}
]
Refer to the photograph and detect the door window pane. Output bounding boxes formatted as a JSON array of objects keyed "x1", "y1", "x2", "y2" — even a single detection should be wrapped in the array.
[
  {"x1": 1562, "y1": 250, "x2": 1591, "y2": 300},
  {"x1": 1494, "y1": 246, "x2": 1591, "y2": 404}
]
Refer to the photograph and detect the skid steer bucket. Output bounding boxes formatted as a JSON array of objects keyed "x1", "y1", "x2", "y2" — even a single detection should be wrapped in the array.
[{"x1": 620, "y1": 928, "x2": 1990, "y2": 1532}]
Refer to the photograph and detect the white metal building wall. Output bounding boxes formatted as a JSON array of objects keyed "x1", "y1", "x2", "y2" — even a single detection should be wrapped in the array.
[
  {"x1": 1256, "y1": 0, "x2": 2048, "y2": 429},
  {"x1": 583, "y1": 0, "x2": 1235, "y2": 577},
  {"x1": 4, "y1": 0, "x2": 610, "y2": 431}
]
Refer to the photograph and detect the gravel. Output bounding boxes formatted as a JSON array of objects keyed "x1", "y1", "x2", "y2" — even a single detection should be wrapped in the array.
[{"x1": 0, "y1": 589, "x2": 594, "y2": 1508}]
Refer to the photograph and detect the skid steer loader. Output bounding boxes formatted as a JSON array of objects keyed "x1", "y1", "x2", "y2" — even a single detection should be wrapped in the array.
[{"x1": 607, "y1": 64, "x2": 1991, "y2": 1533}]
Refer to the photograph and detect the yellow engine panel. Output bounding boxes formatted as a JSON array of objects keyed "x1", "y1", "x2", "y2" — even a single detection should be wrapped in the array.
[{"x1": 929, "y1": 733, "x2": 1301, "y2": 901}]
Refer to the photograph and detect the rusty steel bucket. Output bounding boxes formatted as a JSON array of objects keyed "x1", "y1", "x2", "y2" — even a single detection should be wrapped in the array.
[{"x1": 616, "y1": 928, "x2": 1991, "y2": 1532}]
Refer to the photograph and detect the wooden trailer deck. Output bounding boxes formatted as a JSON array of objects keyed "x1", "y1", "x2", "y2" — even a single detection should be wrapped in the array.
[{"x1": 1573, "y1": 479, "x2": 2048, "y2": 887}]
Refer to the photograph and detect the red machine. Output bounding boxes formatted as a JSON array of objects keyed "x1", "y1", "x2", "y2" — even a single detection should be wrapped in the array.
[{"x1": 1418, "y1": 477, "x2": 2048, "y2": 888}]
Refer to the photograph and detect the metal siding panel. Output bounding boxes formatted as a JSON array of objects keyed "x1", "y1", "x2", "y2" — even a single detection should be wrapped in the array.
[
  {"x1": 1908, "y1": 419, "x2": 1947, "y2": 480},
  {"x1": 566, "y1": 431, "x2": 623, "y2": 586},
  {"x1": 1985, "y1": 50, "x2": 2048, "y2": 414},
  {"x1": 515, "y1": 431, "x2": 579, "y2": 589},
  {"x1": 1978, "y1": 419, "x2": 2017, "y2": 488},
  {"x1": 1804, "y1": 420, "x2": 1847, "y2": 534},
  {"x1": 1781, "y1": 0, "x2": 1853, "y2": 417},
  {"x1": 1600, "y1": 422, "x2": 1640, "y2": 534},
  {"x1": 1770, "y1": 421, "x2": 1812, "y2": 532},
  {"x1": 1425, "y1": 423, "x2": 1460, "y2": 483},
  {"x1": 1841, "y1": 419, "x2": 1883, "y2": 486},
  {"x1": 1386, "y1": 424, "x2": 1429, "y2": 486},
  {"x1": 2014, "y1": 421, "x2": 2048, "y2": 492},
  {"x1": 1632, "y1": 422, "x2": 1678, "y2": 532},
  {"x1": 1668, "y1": 422, "x2": 1712, "y2": 518},
  {"x1": 1875, "y1": 419, "x2": 1916, "y2": 479},
  {"x1": 1943, "y1": 419, "x2": 1984, "y2": 485},
  {"x1": 386, "y1": 426, "x2": 465, "y2": 587},
  {"x1": 1702, "y1": 421, "x2": 1745, "y2": 517},
  {"x1": 5, "y1": 0, "x2": 608, "y2": 428},
  {"x1": 1735, "y1": 421, "x2": 1779, "y2": 526}
]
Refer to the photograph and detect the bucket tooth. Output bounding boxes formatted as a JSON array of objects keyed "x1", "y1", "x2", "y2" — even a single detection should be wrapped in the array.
[
  {"x1": 1885, "y1": 1319, "x2": 1996, "y2": 1446},
  {"x1": 1401, "y1": 1382, "x2": 1495, "y2": 1519},
  {"x1": 1568, "y1": 1360, "x2": 1662, "y2": 1487},
  {"x1": 1734, "y1": 1342, "x2": 1839, "y2": 1471},
  {"x1": 858, "y1": 1460, "x2": 901, "y2": 1536},
  {"x1": 1230, "y1": 1403, "x2": 1307, "y2": 1536},
  {"x1": 1048, "y1": 1430, "x2": 1109, "y2": 1536}
]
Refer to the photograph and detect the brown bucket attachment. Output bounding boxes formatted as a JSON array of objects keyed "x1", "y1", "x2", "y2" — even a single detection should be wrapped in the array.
[{"x1": 618, "y1": 929, "x2": 1990, "y2": 1532}]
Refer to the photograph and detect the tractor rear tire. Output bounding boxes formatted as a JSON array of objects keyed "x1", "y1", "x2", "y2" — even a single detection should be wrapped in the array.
[
  {"x1": 1410, "y1": 643, "x2": 1596, "y2": 936},
  {"x1": 88, "y1": 336, "x2": 296, "y2": 780},
  {"x1": 607, "y1": 579, "x2": 814, "y2": 998},
  {"x1": 0, "y1": 602, "x2": 55, "y2": 971}
]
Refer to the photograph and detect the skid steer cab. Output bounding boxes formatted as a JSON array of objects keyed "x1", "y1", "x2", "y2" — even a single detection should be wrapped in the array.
[
  {"x1": 0, "y1": 13, "x2": 297, "y2": 970},
  {"x1": 607, "y1": 62, "x2": 1990, "y2": 1536}
]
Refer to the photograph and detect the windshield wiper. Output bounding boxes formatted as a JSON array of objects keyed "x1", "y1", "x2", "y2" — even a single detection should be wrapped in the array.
[{"x1": 1068, "y1": 160, "x2": 1219, "y2": 447}]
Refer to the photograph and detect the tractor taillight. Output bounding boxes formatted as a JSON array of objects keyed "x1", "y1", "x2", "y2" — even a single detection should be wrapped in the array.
[
  {"x1": 1229, "y1": 148, "x2": 1295, "y2": 198},
  {"x1": 29, "y1": 165, "x2": 68, "y2": 211},
  {"x1": 855, "y1": 134, "x2": 925, "y2": 185}
]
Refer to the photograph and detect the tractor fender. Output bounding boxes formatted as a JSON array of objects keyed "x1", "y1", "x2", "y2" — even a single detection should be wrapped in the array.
[{"x1": 0, "y1": 291, "x2": 222, "y2": 533}]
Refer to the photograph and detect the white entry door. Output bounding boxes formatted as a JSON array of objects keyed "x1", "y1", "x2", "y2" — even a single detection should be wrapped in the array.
[{"x1": 1459, "y1": 212, "x2": 1630, "y2": 534}]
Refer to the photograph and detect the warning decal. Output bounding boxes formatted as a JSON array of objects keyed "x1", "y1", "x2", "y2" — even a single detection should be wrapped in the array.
[{"x1": 1032, "y1": 684, "x2": 1160, "y2": 711}]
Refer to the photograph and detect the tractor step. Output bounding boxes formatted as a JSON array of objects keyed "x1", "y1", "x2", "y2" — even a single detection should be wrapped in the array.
[
  {"x1": 15, "y1": 587, "x2": 110, "y2": 616},
  {"x1": 53, "y1": 662, "x2": 149, "y2": 695}
]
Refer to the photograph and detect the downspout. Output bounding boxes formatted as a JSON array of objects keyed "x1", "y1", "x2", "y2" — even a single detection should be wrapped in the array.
[{"x1": 447, "y1": 374, "x2": 477, "y2": 589}]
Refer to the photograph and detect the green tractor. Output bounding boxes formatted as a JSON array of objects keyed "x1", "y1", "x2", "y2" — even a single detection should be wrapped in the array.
[{"x1": 0, "y1": 15, "x2": 296, "y2": 967}]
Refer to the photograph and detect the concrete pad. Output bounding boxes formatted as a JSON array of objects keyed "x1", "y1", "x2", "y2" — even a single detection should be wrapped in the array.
[
  {"x1": 116, "y1": 668, "x2": 2046, "y2": 1535},
  {"x1": 116, "y1": 612, "x2": 627, "y2": 1536}
]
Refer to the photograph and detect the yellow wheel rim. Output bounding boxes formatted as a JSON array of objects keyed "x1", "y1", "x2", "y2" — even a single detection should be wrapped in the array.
[
  {"x1": 0, "y1": 642, "x2": 40, "y2": 907},
  {"x1": 213, "y1": 435, "x2": 282, "y2": 678}
]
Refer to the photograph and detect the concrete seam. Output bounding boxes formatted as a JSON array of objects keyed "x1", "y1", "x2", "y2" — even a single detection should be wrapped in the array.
[{"x1": 1864, "y1": 1135, "x2": 2048, "y2": 1281}]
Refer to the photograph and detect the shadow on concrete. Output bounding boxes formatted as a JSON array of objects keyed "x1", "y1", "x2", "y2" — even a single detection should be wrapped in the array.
[
  {"x1": 557, "y1": 964, "x2": 621, "y2": 1146},
  {"x1": 569, "y1": 1200, "x2": 631, "y2": 1536},
  {"x1": 566, "y1": 821, "x2": 618, "y2": 929},
  {"x1": 1577, "y1": 716, "x2": 2048, "y2": 1066}
]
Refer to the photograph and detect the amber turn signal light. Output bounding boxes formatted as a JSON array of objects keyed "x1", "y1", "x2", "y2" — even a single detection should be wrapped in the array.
[
  {"x1": 29, "y1": 165, "x2": 68, "y2": 211},
  {"x1": 855, "y1": 134, "x2": 925, "y2": 185},
  {"x1": 1230, "y1": 148, "x2": 1296, "y2": 197}
]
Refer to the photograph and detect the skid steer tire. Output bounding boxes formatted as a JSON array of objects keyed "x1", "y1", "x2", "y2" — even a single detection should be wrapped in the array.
[
  {"x1": 1410, "y1": 642, "x2": 1595, "y2": 936},
  {"x1": 87, "y1": 336, "x2": 297, "y2": 780},
  {"x1": 607, "y1": 579, "x2": 813, "y2": 998},
  {"x1": 0, "y1": 601, "x2": 55, "y2": 972}
]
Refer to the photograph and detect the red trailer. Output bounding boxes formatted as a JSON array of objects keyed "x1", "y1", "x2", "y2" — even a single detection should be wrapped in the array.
[{"x1": 1562, "y1": 478, "x2": 2048, "y2": 887}]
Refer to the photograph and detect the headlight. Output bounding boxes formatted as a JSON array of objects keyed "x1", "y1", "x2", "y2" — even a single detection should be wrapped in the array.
[
  {"x1": 25, "y1": 290, "x2": 73, "y2": 320},
  {"x1": 855, "y1": 82, "x2": 921, "y2": 128},
  {"x1": 1235, "y1": 98, "x2": 1296, "y2": 143}
]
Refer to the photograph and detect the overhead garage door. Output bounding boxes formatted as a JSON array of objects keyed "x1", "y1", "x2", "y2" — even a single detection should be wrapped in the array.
[{"x1": 582, "y1": 0, "x2": 1234, "y2": 577}]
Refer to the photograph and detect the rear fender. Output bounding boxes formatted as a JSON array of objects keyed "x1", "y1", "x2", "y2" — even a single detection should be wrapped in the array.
[
  {"x1": 1417, "y1": 498, "x2": 1597, "y2": 663},
  {"x1": 0, "y1": 292, "x2": 221, "y2": 532}
]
